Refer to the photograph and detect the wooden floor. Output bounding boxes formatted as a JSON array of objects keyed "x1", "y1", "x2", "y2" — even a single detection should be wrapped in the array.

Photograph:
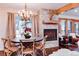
[
  {"x1": 0, "y1": 47, "x2": 59, "y2": 56},
  {"x1": 45, "y1": 47, "x2": 59, "y2": 55},
  {"x1": 0, "y1": 50, "x2": 4, "y2": 56},
  {"x1": 1, "y1": 47, "x2": 79, "y2": 56}
]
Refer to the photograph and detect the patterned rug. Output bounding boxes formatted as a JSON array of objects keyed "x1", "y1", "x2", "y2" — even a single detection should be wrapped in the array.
[{"x1": 0, "y1": 47, "x2": 59, "y2": 56}]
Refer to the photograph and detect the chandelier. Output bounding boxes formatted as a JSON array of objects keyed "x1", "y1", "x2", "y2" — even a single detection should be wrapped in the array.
[{"x1": 18, "y1": 4, "x2": 33, "y2": 21}]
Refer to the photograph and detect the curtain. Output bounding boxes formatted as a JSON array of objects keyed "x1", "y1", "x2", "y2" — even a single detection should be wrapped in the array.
[
  {"x1": 32, "y1": 15, "x2": 39, "y2": 37},
  {"x1": 6, "y1": 12, "x2": 16, "y2": 39}
]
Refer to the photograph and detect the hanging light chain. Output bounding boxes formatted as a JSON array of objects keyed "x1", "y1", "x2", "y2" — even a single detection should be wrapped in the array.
[{"x1": 25, "y1": 3, "x2": 27, "y2": 11}]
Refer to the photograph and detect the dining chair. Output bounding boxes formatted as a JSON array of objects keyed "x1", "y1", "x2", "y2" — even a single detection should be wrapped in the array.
[
  {"x1": 20, "y1": 39, "x2": 35, "y2": 56},
  {"x1": 35, "y1": 35, "x2": 48, "y2": 56},
  {"x1": 1, "y1": 38, "x2": 12, "y2": 56},
  {"x1": 1, "y1": 38, "x2": 20, "y2": 56}
]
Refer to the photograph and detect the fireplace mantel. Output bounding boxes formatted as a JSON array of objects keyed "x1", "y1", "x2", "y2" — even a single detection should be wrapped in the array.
[
  {"x1": 43, "y1": 20, "x2": 58, "y2": 25},
  {"x1": 41, "y1": 20, "x2": 59, "y2": 48}
]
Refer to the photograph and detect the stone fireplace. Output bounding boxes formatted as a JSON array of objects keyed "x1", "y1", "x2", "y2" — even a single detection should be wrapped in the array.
[{"x1": 44, "y1": 29, "x2": 57, "y2": 41}]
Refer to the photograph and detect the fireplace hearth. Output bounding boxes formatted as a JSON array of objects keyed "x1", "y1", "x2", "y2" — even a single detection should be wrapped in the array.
[{"x1": 44, "y1": 29, "x2": 57, "y2": 41}]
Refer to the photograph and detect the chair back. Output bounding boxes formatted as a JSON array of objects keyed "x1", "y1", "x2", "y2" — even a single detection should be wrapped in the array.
[
  {"x1": 43, "y1": 35, "x2": 48, "y2": 55},
  {"x1": 1, "y1": 38, "x2": 8, "y2": 49},
  {"x1": 1, "y1": 38, "x2": 11, "y2": 55},
  {"x1": 2, "y1": 38, "x2": 13, "y2": 48},
  {"x1": 20, "y1": 40, "x2": 23, "y2": 47},
  {"x1": 20, "y1": 39, "x2": 36, "y2": 56},
  {"x1": 20, "y1": 40, "x2": 24, "y2": 55},
  {"x1": 42, "y1": 35, "x2": 48, "y2": 46}
]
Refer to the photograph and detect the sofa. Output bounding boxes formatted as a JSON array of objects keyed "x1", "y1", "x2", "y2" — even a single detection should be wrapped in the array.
[{"x1": 59, "y1": 33, "x2": 79, "y2": 48}]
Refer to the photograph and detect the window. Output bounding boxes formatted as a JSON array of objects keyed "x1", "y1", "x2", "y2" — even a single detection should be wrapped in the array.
[
  {"x1": 15, "y1": 15, "x2": 32, "y2": 38},
  {"x1": 60, "y1": 20, "x2": 66, "y2": 35},
  {"x1": 68, "y1": 20, "x2": 72, "y2": 34},
  {"x1": 75, "y1": 22, "x2": 79, "y2": 35},
  {"x1": 60, "y1": 19, "x2": 79, "y2": 35}
]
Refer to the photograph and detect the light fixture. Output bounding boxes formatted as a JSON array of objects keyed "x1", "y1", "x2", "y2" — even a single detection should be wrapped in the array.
[{"x1": 18, "y1": 3, "x2": 33, "y2": 21}]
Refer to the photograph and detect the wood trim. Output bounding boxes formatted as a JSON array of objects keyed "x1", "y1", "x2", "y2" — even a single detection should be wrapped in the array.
[
  {"x1": 71, "y1": 20, "x2": 75, "y2": 33},
  {"x1": 59, "y1": 18, "x2": 79, "y2": 22},
  {"x1": 47, "y1": 3, "x2": 79, "y2": 20},
  {"x1": 43, "y1": 20, "x2": 58, "y2": 25},
  {"x1": 49, "y1": 3, "x2": 79, "y2": 16},
  {"x1": 43, "y1": 22, "x2": 58, "y2": 25},
  {"x1": 72, "y1": 20, "x2": 79, "y2": 22},
  {"x1": 59, "y1": 18, "x2": 78, "y2": 34},
  {"x1": 57, "y1": 3, "x2": 79, "y2": 14},
  {"x1": 65, "y1": 20, "x2": 68, "y2": 35}
]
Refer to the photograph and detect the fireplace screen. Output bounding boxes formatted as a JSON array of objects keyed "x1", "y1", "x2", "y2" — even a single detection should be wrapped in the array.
[{"x1": 44, "y1": 29, "x2": 57, "y2": 41}]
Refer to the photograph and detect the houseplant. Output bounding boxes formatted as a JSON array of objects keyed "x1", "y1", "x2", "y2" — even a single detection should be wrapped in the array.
[{"x1": 24, "y1": 31, "x2": 31, "y2": 39}]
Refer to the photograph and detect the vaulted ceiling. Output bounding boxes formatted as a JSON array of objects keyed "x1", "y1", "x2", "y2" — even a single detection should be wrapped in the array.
[
  {"x1": 0, "y1": 3, "x2": 79, "y2": 17},
  {"x1": 0, "y1": 3, "x2": 68, "y2": 10},
  {"x1": 61, "y1": 7, "x2": 79, "y2": 17}
]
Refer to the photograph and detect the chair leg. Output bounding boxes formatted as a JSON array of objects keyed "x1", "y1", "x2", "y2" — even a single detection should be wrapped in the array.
[
  {"x1": 4, "y1": 51, "x2": 10, "y2": 56},
  {"x1": 23, "y1": 53, "x2": 33, "y2": 56},
  {"x1": 17, "y1": 48, "x2": 21, "y2": 56},
  {"x1": 43, "y1": 48, "x2": 47, "y2": 56},
  {"x1": 7, "y1": 52, "x2": 12, "y2": 56},
  {"x1": 4, "y1": 51, "x2": 7, "y2": 56},
  {"x1": 4, "y1": 51, "x2": 5, "y2": 56}
]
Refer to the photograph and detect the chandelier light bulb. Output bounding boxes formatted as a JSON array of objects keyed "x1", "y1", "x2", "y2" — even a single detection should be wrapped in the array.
[{"x1": 18, "y1": 3, "x2": 37, "y2": 21}]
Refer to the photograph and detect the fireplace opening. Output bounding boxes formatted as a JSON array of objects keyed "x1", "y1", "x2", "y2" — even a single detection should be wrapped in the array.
[{"x1": 44, "y1": 29, "x2": 57, "y2": 41}]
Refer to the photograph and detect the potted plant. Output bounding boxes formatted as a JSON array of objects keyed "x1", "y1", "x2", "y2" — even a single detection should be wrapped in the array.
[
  {"x1": 24, "y1": 31, "x2": 31, "y2": 39},
  {"x1": 24, "y1": 27, "x2": 31, "y2": 39}
]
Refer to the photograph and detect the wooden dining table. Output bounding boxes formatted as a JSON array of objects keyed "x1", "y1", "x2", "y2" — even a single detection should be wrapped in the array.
[
  {"x1": 11, "y1": 36, "x2": 43, "y2": 43},
  {"x1": 11, "y1": 36, "x2": 43, "y2": 56}
]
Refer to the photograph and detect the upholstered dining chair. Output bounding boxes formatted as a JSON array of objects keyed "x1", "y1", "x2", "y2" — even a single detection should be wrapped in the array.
[
  {"x1": 1, "y1": 38, "x2": 20, "y2": 56},
  {"x1": 20, "y1": 39, "x2": 35, "y2": 56},
  {"x1": 35, "y1": 35, "x2": 48, "y2": 56}
]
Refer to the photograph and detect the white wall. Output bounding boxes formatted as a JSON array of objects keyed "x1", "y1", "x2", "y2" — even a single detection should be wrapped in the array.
[
  {"x1": 39, "y1": 10, "x2": 59, "y2": 48},
  {"x1": 0, "y1": 9, "x2": 7, "y2": 38},
  {"x1": 0, "y1": 9, "x2": 8, "y2": 50},
  {"x1": 0, "y1": 8, "x2": 17, "y2": 38},
  {"x1": 0, "y1": 8, "x2": 16, "y2": 50},
  {"x1": 39, "y1": 10, "x2": 49, "y2": 36}
]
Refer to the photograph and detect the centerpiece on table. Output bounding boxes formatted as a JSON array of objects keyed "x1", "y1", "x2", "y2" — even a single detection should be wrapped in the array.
[{"x1": 24, "y1": 28, "x2": 31, "y2": 39}]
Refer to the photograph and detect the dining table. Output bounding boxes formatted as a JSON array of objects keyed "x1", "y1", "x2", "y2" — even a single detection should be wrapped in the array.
[
  {"x1": 11, "y1": 36, "x2": 43, "y2": 56},
  {"x1": 11, "y1": 36, "x2": 43, "y2": 43}
]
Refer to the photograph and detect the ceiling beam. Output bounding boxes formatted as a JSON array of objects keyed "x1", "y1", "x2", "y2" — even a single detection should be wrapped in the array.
[
  {"x1": 56, "y1": 3, "x2": 79, "y2": 14},
  {"x1": 43, "y1": 3, "x2": 79, "y2": 20}
]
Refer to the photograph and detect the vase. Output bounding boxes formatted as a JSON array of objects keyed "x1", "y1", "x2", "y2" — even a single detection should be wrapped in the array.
[{"x1": 24, "y1": 35, "x2": 31, "y2": 39}]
